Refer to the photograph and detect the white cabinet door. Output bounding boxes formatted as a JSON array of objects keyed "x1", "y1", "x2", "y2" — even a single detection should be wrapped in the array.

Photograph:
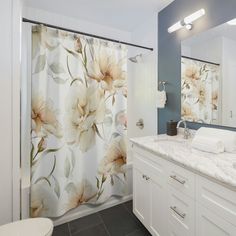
[
  {"x1": 196, "y1": 204, "x2": 236, "y2": 236},
  {"x1": 133, "y1": 168, "x2": 149, "y2": 225},
  {"x1": 149, "y1": 178, "x2": 167, "y2": 236}
]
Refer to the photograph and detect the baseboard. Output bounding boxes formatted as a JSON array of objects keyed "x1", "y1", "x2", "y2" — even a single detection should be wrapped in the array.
[{"x1": 53, "y1": 194, "x2": 133, "y2": 226}]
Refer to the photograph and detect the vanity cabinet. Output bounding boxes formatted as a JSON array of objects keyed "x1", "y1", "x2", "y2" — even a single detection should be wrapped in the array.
[
  {"x1": 133, "y1": 149, "x2": 167, "y2": 236},
  {"x1": 132, "y1": 145, "x2": 236, "y2": 236}
]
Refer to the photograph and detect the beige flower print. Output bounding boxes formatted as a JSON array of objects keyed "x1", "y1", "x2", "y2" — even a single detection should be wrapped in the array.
[
  {"x1": 196, "y1": 83, "x2": 206, "y2": 105},
  {"x1": 65, "y1": 82, "x2": 106, "y2": 152},
  {"x1": 185, "y1": 64, "x2": 200, "y2": 81},
  {"x1": 212, "y1": 90, "x2": 218, "y2": 110},
  {"x1": 31, "y1": 94, "x2": 62, "y2": 138},
  {"x1": 66, "y1": 181, "x2": 96, "y2": 210},
  {"x1": 87, "y1": 48, "x2": 126, "y2": 92},
  {"x1": 31, "y1": 181, "x2": 57, "y2": 217},
  {"x1": 181, "y1": 103, "x2": 197, "y2": 122},
  {"x1": 99, "y1": 136, "x2": 127, "y2": 177}
]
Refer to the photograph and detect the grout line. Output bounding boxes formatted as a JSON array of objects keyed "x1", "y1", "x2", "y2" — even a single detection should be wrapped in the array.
[
  {"x1": 97, "y1": 212, "x2": 111, "y2": 236},
  {"x1": 67, "y1": 222, "x2": 72, "y2": 236},
  {"x1": 67, "y1": 213, "x2": 102, "y2": 235}
]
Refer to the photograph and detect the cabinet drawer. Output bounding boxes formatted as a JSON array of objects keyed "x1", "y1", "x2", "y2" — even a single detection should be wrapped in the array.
[
  {"x1": 167, "y1": 186, "x2": 195, "y2": 236},
  {"x1": 133, "y1": 152, "x2": 166, "y2": 184},
  {"x1": 196, "y1": 175, "x2": 236, "y2": 227},
  {"x1": 196, "y1": 203, "x2": 236, "y2": 236},
  {"x1": 167, "y1": 161, "x2": 195, "y2": 199}
]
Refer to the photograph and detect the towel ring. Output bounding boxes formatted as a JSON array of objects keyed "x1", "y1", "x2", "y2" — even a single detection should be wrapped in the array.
[{"x1": 159, "y1": 81, "x2": 166, "y2": 91}]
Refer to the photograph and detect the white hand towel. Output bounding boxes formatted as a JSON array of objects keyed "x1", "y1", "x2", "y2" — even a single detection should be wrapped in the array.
[
  {"x1": 191, "y1": 135, "x2": 224, "y2": 154},
  {"x1": 157, "y1": 90, "x2": 167, "y2": 108},
  {"x1": 195, "y1": 127, "x2": 236, "y2": 152}
]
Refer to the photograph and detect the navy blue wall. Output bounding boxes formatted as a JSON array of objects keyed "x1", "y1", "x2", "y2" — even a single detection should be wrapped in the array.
[{"x1": 158, "y1": 0, "x2": 236, "y2": 133}]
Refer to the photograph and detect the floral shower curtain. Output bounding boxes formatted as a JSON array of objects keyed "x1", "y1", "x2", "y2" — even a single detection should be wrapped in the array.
[{"x1": 30, "y1": 25, "x2": 128, "y2": 218}]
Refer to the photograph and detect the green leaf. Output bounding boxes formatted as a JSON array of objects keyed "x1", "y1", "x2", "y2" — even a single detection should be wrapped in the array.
[
  {"x1": 71, "y1": 152, "x2": 76, "y2": 171},
  {"x1": 64, "y1": 157, "x2": 71, "y2": 178},
  {"x1": 112, "y1": 95, "x2": 115, "y2": 106},
  {"x1": 50, "y1": 63, "x2": 65, "y2": 74},
  {"x1": 96, "y1": 177, "x2": 100, "y2": 189},
  {"x1": 42, "y1": 147, "x2": 61, "y2": 156},
  {"x1": 63, "y1": 46, "x2": 80, "y2": 59},
  {"x1": 111, "y1": 176, "x2": 114, "y2": 186},
  {"x1": 97, "y1": 188, "x2": 104, "y2": 200},
  {"x1": 34, "y1": 54, "x2": 46, "y2": 73},
  {"x1": 53, "y1": 76, "x2": 68, "y2": 84},
  {"x1": 93, "y1": 124, "x2": 104, "y2": 140},
  {"x1": 102, "y1": 174, "x2": 107, "y2": 184},
  {"x1": 30, "y1": 144, "x2": 35, "y2": 166},
  {"x1": 34, "y1": 177, "x2": 51, "y2": 187},
  {"x1": 83, "y1": 45, "x2": 87, "y2": 67},
  {"x1": 48, "y1": 155, "x2": 56, "y2": 177}
]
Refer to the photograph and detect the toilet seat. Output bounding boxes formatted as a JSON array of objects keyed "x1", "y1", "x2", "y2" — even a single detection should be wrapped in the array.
[{"x1": 0, "y1": 218, "x2": 53, "y2": 236}]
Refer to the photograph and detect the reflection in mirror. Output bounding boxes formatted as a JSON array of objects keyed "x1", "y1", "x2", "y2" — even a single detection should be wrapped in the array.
[{"x1": 181, "y1": 19, "x2": 236, "y2": 128}]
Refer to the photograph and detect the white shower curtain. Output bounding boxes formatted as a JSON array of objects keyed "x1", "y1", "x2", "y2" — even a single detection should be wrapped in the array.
[{"x1": 30, "y1": 25, "x2": 128, "y2": 217}]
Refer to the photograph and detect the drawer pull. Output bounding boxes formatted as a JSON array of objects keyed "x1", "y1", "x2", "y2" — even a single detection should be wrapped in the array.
[
  {"x1": 170, "y1": 206, "x2": 186, "y2": 219},
  {"x1": 170, "y1": 175, "x2": 186, "y2": 185}
]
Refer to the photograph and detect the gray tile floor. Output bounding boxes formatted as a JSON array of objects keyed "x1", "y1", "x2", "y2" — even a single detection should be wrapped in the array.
[{"x1": 53, "y1": 201, "x2": 151, "y2": 236}]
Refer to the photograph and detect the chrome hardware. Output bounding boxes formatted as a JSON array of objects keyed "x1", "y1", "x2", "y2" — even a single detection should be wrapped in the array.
[
  {"x1": 136, "y1": 119, "x2": 144, "y2": 129},
  {"x1": 170, "y1": 206, "x2": 186, "y2": 219},
  {"x1": 176, "y1": 119, "x2": 191, "y2": 139},
  {"x1": 170, "y1": 175, "x2": 186, "y2": 185},
  {"x1": 142, "y1": 174, "x2": 150, "y2": 181},
  {"x1": 159, "y1": 81, "x2": 166, "y2": 91}
]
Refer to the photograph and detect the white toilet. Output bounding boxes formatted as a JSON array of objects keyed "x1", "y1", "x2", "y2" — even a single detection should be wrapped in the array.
[{"x1": 0, "y1": 218, "x2": 53, "y2": 236}]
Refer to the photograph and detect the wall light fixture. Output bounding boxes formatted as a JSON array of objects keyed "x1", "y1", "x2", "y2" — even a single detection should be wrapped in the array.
[
  {"x1": 227, "y1": 19, "x2": 236, "y2": 25},
  {"x1": 168, "y1": 9, "x2": 205, "y2": 33}
]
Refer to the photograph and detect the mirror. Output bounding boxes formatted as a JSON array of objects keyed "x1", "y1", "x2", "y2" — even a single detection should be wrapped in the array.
[{"x1": 181, "y1": 19, "x2": 236, "y2": 128}]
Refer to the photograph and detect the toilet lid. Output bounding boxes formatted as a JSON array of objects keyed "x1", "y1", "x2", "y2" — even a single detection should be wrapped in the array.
[{"x1": 0, "y1": 218, "x2": 53, "y2": 236}]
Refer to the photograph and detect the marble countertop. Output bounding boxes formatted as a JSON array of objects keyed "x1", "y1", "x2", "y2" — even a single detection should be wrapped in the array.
[{"x1": 130, "y1": 134, "x2": 236, "y2": 190}]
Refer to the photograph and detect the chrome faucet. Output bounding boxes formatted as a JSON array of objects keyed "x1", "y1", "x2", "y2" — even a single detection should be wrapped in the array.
[{"x1": 176, "y1": 119, "x2": 191, "y2": 139}]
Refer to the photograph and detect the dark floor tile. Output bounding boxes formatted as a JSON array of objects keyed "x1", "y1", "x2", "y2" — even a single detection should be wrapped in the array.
[
  {"x1": 72, "y1": 223, "x2": 109, "y2": 236},
  {"x1": 53, "y1": 223, "x2": 70, "y2": 236},
  {"x1": 126, "y1": 227, "x2": 152, "y2": 236},
  {"x1": 69, "y1": 213, "x2": 102, "y2": 235},
  {"x1": 123, "y1": 201, "x2": 133, "y2": 214},
  {"x1": 99, "y1": 204, "x2": 142, "y2": 236}
]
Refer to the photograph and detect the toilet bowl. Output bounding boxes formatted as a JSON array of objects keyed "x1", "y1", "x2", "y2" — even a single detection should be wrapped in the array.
[{"x1": 0, "y1": 218, "x2": 53, "y2": 236}]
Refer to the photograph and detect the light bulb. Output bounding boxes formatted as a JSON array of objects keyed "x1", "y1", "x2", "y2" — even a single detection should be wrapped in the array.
[
  {"x1": 227, "y1": 18, "x2": 236, "y2": 25},
  {"x1": 168, "y1": 21, "x2": 183, "y2": 33},
  {"x1": 184, "y1": 9, "x2": 205, "y2": 25}
]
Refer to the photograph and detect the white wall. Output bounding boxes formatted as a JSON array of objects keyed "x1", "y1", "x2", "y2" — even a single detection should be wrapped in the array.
[
  {"x1": 0, "y1": 0, "x2": 13, "y2": 225},
  {"x1": 128, "y1": 13, "x2": 158, "y2": 139},
  {"x1": 222, "y1": 37, "x2": 236, "y2": 126},
  {"x1": 23, "y1": 7, "x2": 131, "y2": 42},
  {"x1": 0, "y1": 0, "x2": 22, "y2": 225}
]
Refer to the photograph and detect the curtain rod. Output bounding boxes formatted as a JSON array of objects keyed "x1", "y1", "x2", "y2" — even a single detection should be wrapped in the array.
[
  {"x1": 182, "y1": 55, "x2": 220, "y2": 66},
  {"x1": 22, "y1": 18, "x2": 154, "y2": 51}
]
